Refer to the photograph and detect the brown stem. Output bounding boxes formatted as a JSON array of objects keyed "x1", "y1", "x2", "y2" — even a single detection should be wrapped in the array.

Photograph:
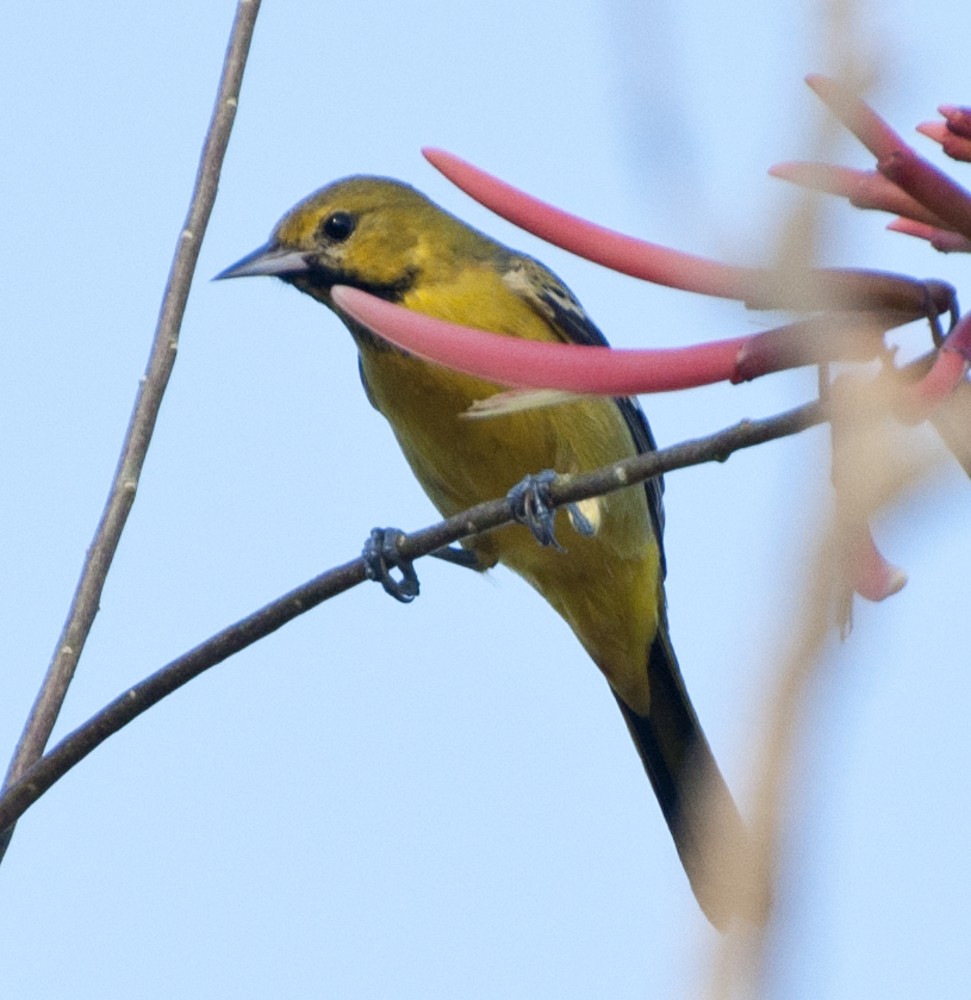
[
  {"x1": 0, "y1": 0, "x2": 262, "y2": 858},
  {"x1": 0, "y1": 399, "x2": 825, "y2": 832}
]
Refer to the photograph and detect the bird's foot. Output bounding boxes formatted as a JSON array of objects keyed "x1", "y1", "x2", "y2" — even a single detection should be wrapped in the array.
[
  {"x1": 362, "y1": 527, "x2": 420, "y2": 603},
  {"x1": 507, "y1": 470, "x2": 596, "y2": 550}
]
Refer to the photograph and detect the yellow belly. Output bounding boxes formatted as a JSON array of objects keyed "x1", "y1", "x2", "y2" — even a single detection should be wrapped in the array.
[{"x1": 358, "y1": 342, "x2": 662, "y2": 713}]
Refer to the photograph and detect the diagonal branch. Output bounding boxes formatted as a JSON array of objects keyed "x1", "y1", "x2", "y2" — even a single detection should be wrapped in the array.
[
  {"x1": 0, "y1": 0, "x2": 262, "y2": 857},
  {"x1": 0, "y1": 399, "x2": 825, "y2": 832}
]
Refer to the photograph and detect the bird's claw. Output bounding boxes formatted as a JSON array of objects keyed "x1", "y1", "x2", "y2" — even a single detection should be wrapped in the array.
[
  {"x1": 508, "y1": 470, "x2": 561, "y2": 548},
  {"x1": 362, "y1": 527, "x2": 420, "y2": 603},
  {"x1": 508, "y1": 470, "x2": 597, "y2": 549}
]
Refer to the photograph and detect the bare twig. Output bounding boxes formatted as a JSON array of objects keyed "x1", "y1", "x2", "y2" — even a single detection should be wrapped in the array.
[
  {"x1": 0, "y1": 0, "x2": 262, "y2": 858},
  {"x1": 0, "y1": 399, "x2": 825, "y2": 832},
  {"x1": 709, "y1": 367, "x2": 942, "y2": 1000}
]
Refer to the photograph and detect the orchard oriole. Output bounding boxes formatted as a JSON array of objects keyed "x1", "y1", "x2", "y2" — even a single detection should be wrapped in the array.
[{"x1": 218, "y1": 177, "x2": 756, "y2": 927}]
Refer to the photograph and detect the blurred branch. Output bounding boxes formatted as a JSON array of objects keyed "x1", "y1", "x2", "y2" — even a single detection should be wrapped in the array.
[
  {"x1": 710, "y1": 350, "x2": 946, "y2": 1000},
  {"x1": 927, "y1": 378, "x2": 971, "y2": 477},
  {"x1": 0, "y1": 398, "x2": 825, "y2": 832},
  {"x1": 0, "y1": 0, "x2": 262, "y2": 859},
  {"x1": 889, "y1": 346, "x2": 971, "y2": 477}
]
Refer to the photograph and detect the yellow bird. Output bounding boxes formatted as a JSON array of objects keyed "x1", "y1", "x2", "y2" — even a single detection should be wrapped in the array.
[{"x1": 218, "y1": 177, "x2": 755, "y2": 927}]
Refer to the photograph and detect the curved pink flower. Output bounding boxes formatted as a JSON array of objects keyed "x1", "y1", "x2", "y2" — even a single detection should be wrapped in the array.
[
  {"x1": 919, "y1": 106, "x2": 971, "y2": 164},
  {"x1": 851, "y1": 524, "x2": 908, "y2": 602},
  {"x1": 886, "y1": 218, "x2": 971, "y2": 253},
  {"x1": 423, "y1": 147, "x2": 758, "y2": 301},
  {"x1": 896, "y1": 312, "x2": 971, "y2": 424},
  {"x1": 331, "y1": 287, "x2": 896, "y2": 396},
  {"x1": 332, "y1": 285, "x2": 747, "y2": 393},
  {"x1": 776, "y1": 77, "x2": 971, "y2": 245}
]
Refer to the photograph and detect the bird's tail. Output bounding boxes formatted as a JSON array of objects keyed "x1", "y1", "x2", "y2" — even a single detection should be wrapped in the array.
[{"x1": 613, "y1": 630, "x2": 765, "y2": 929}]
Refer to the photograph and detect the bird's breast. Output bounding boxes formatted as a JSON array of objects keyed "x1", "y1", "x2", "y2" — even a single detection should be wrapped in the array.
[{"x1": 358, "y1": 339, "x2": 663, "y2": 712}]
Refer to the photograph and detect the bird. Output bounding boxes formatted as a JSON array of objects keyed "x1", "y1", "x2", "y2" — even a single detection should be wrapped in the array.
[{"x1": 217, "y1": 176, "x2": 757, "y2": 927}]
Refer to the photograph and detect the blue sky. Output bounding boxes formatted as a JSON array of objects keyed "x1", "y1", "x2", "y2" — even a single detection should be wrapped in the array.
[{"x1": 2, "y1": 2, "x2": 969, "y2": 998}]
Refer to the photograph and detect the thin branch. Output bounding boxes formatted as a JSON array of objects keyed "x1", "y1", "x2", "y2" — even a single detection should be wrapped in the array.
[
  {"x1": 0, "y1": 0, "x2": 262, "y2": 856},
  {"x1": 710, "y1": 373, "x2": 940, "y2": 999},
  {"x1": 0, "y1": 400, "x2": 825, "y2": 832}
]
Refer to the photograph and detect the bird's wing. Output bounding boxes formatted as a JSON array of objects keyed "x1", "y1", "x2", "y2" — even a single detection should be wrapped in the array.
[{"x1": 503, "y1": 256, "x2": 666, "y2": 571}]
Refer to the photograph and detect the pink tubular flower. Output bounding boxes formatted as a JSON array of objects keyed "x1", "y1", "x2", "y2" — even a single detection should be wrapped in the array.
[
  {"x1": 423, "y1": 147, "x2": 951, "y2": 316},
  {"x1": 337, "y1": 87, "x2": 969, "y2": 604},
  {"x1": 331, "y1": 148, "x2": 950, "y2": 401},
  {"x1": 919, "y1": 106, "x2": 971, "y2": 164},
  {"x1": 768, "y1": 163, "x2": 951, "y2": 229},
  {"x1": 896, "y1": 312, "x2": 971, "y2": 424},
  {"x1": 331, "y1": 288, "x2": 907, "y2": 398},
  {"x1": 332, "y1": 285, "x2": 748, "y2": 394},
  {"x1": 886, "y1": 219, "x2": 971, "y2": 253},
  {"x1": 422, "y1": 147, "x2": 759, "y2": 302},
  {"x1": 850, "y1": 524, "x2": 908, "y2": 602},
  {"x1": 828, "y1": 372, "x2": 910, "y2": 603},
  {"x1": 776, "y1": 77, "x2": 971, "y2": 247}
]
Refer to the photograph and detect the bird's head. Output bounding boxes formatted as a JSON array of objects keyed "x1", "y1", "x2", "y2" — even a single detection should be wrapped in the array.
[{"x1": 216, "y1": 176, "x2": 499, "y2": 308}]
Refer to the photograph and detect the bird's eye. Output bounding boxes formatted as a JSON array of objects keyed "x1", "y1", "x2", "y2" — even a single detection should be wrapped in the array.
[{"x1": 319, "y1": 211, "x2": 356, "y2": 242}]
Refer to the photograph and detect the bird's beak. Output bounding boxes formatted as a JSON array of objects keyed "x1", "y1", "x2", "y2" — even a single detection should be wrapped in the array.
[{"x1": 214, "y1": 243, "x2": 313, "y2": 281}]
